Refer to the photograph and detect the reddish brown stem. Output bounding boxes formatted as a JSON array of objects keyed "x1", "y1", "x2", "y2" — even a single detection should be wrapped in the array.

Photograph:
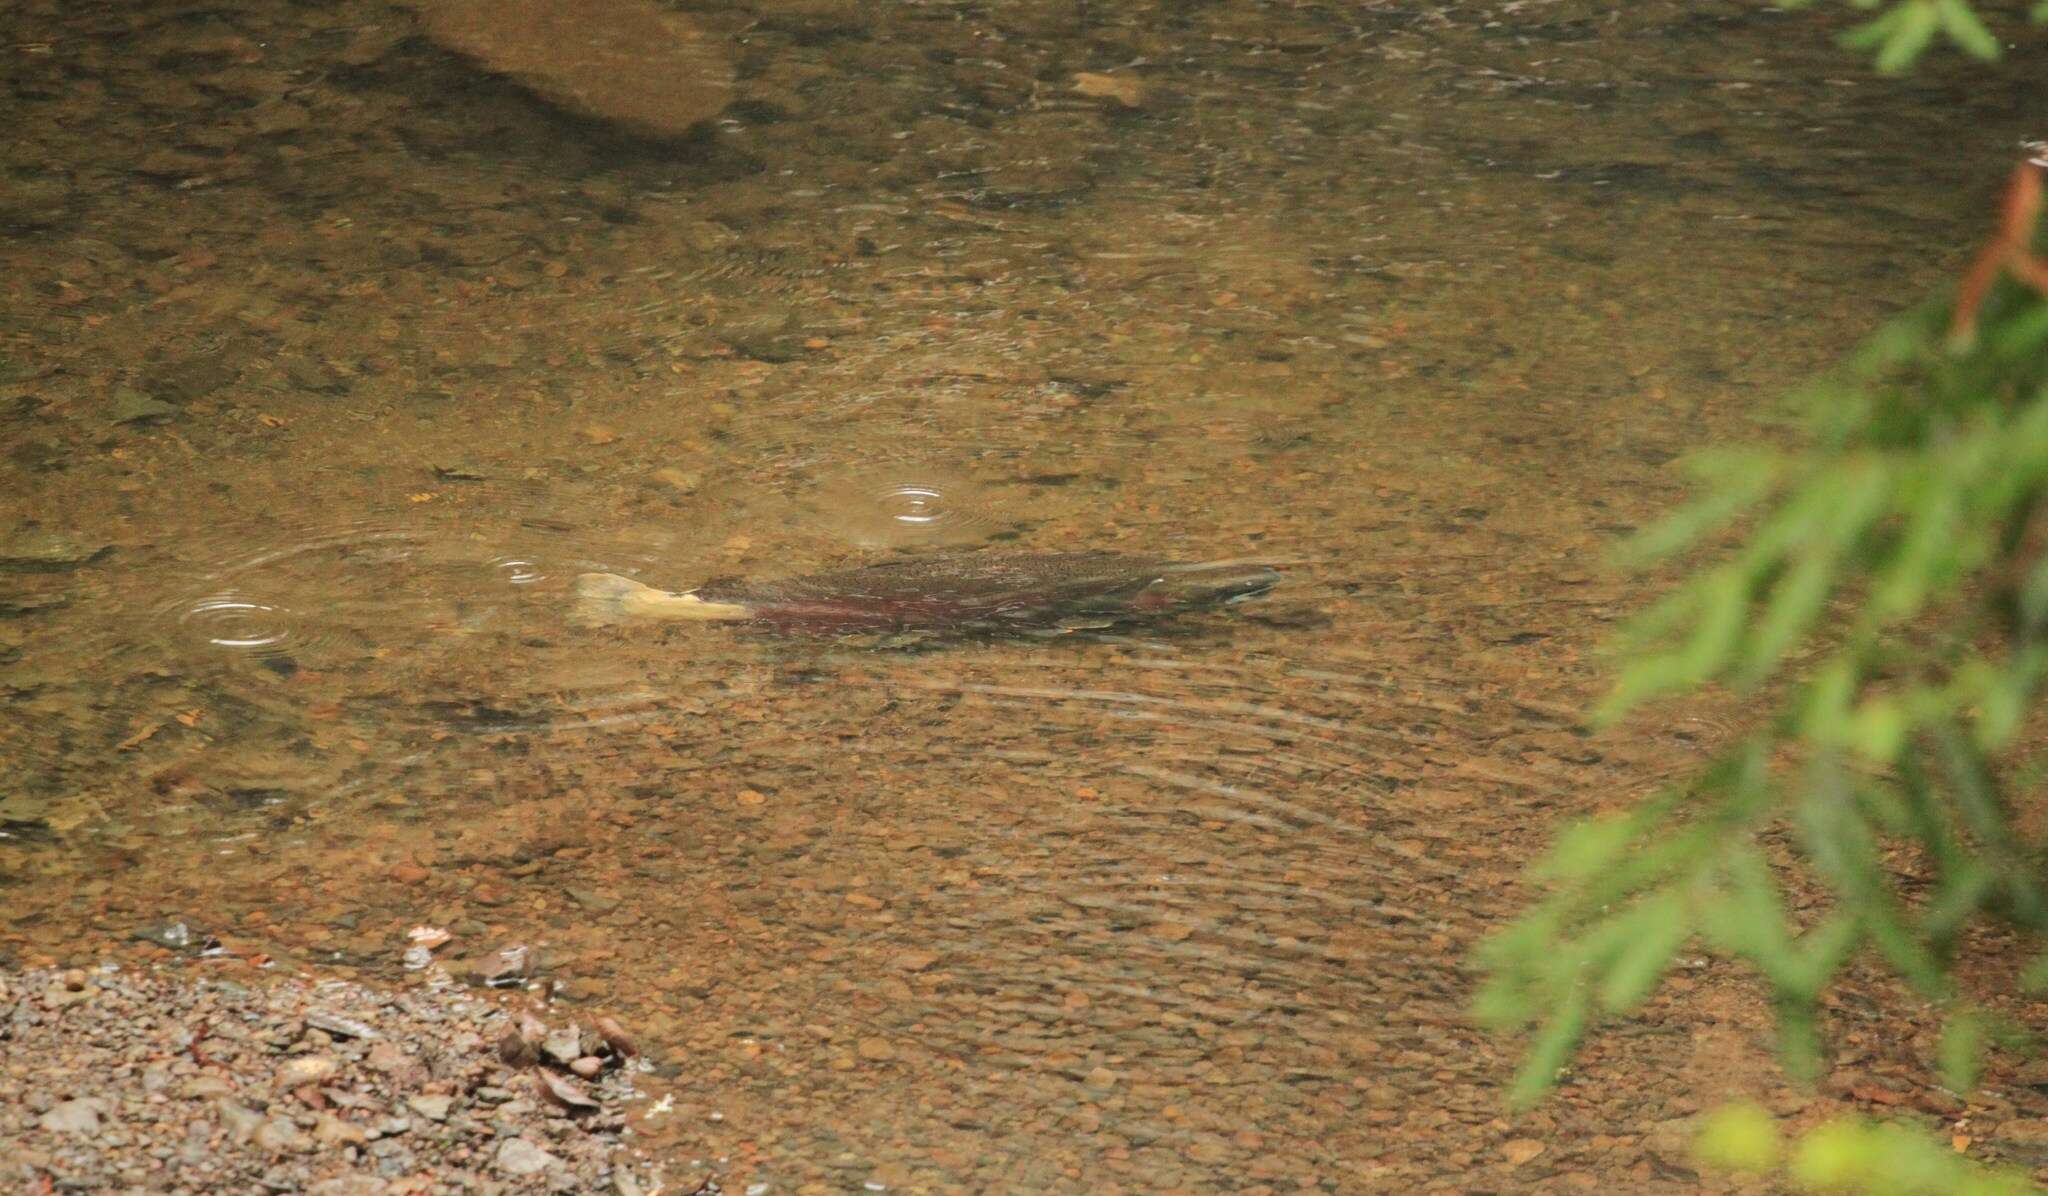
[{"x1": 1951, "y1": 162, "x2": 2047, "y2": 346}]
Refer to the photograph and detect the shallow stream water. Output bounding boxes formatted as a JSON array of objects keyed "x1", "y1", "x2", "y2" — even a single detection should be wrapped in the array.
[{"x1": 3, "y1": 1, "x2": 2042, "y2": 1191}]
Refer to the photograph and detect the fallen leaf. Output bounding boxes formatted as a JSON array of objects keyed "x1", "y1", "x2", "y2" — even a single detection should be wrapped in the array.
[
  {"x1": 593, "y1": 1015, "x2": 636, "y2": 1058},
  {"x1": 533, "y1": 1067, "x2": 600, "y2": 1111}
]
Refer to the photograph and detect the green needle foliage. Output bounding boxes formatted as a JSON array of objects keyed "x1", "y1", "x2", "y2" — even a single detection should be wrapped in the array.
[
  {"x1": 1786, "y1": 0, "x2": 2048, "y2": 72},
  {"x1": 1472, "y1": 188, "x2": 2048, "y2": 1109},
  {"x1": 1695, "y1": 1103, "x2": 2040, "y2": 1195}
]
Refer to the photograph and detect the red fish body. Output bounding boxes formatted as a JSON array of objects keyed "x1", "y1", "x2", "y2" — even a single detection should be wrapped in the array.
[{"x1": 573, "y1": 552, "x2": 1280, "y2": 633}]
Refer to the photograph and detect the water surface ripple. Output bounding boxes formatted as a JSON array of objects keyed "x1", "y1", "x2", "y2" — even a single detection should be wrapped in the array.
[{"x1": 1, "y1": 0, "x2": 2038, "y2": 1190}]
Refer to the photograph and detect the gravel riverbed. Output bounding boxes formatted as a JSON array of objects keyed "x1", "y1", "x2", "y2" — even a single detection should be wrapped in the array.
[{"x1": 1, "y1": 963, "x2": 693, "y2": 1195}]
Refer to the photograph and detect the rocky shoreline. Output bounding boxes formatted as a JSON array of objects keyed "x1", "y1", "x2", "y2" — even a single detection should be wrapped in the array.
[{"x1": 1, "y1": 963, "x2": 694, "y2": 1195}]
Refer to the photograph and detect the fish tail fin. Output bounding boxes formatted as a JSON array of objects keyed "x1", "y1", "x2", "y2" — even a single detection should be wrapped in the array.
[{"x1": 572, "y1": 573, "x2": 656, "y2": 626}]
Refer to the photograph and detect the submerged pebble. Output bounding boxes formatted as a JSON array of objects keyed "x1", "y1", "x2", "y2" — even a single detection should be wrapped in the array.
[
  {"x1": 0, "y1": 529, "x2": 109, "y2": 569},
  {"x1": 38, "y1": 1098, "x2": 105, "y2": 1136},
  {"x1": 496, "y1": 1136, "x2": 561, "y2": 1176},
  {"x1": 0, "y1": 965, "x2": 663, "y2": 1193},
  {"x1": 411, "y1": 0, "x2": 734, "y2": 137}
]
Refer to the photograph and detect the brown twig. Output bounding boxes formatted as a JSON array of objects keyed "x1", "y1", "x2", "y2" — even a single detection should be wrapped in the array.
[{"x1": 1951, "y1": 162, "x2": 2048, "y2": 347}]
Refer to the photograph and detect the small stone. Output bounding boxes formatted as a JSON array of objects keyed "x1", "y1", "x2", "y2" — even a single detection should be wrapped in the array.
[
  {"x1": 856, "y1": 1037, "x2": 896, "y2": 1062},
  {"x1": 217, "y1": 1101, "x2": 265, "y2": 1141},
  {"x1": 406, "y1": 925, "x2": 452, "y2": 949},
  {"x1": 134, "y1": 148, "x2": 211, "y2": 180},
  {"x1": 179, "y1": 1075, "x2": 235, "y2": 1100},
  {"x1": 132, "y1": 920, "x2": 194, "y2": 950},
  {"x1": 1998, "y1": 1119, "x2": 2048, "y2": 1144},
  {"x1": 313, "y1": 1113, "x2": 368, "y2": 1146},
  {"x1": 42, "y1": 980, "x2": 92, "y2": 1008},
  {"x1": 565, "y1": 886, "x2": 622, "y2": 915},
  {"x1": 1085, "y1": 1066, "x2": 1118, "y2": 1088},
  {"x1": 305, "y1": 1009, "x2": 382, "y2": 1041},
  {"x1": 276, "y1": 1055, "x2": 339, "y2": 1090},
  {"x1": 1072, "y1": 71, "x2": 1145, "y2": 107},
  {"x1": 109, "y1": 387, "x2": 178, "y2": 424},
  {"x1": 498, "y1": 1027, "x2": 540, "y2": 1068},
  {"x1": 0, "y1": 529, "x2": 109, "y2": 568},
  {"x1": 253, "y1": 1117, "x2": 312, "y2": 1154},
  {"x1": 406, "y1": 1094, "x2": 453, "y2": 1122},
  {"x1": 541, "y1": 1026, "x2": 584, "y2": 1066},
  {"x1": 417, "y1": 0, "x2": 734, "y2": 137},
  {"x1": 475, "y1": 943, "x2": 534, "y2": 986},
  {"x1": 364, "y1": 1041, "x2": 420, "y2": 1079},
  {"x1": 894, "y1": 950, "x2": 940, "y2": 972},
  {"x1": 250, "y1": 101, "x2": 311, "y2": 136},
  {"x1": 40, "y1": 1098, "x2": 105, "y2": 1136},
  {"x1": 570, "y1": 1055, "x2": 604, "y2": 1078},
  {"x1": 1503, "y1": 1138, "x2": 1546, "y2": 1166},
  {"x1": 496, "y1": 1136, "x2": 560, "y2": 1176},
  {"x1": 310, "y1": 1177, "x2": 389, "y2": 1196}
]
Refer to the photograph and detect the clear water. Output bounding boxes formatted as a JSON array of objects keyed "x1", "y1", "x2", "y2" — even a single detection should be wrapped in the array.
[{"x1": 2, "y1": 0, "x2": 2037, "y2": 1190}]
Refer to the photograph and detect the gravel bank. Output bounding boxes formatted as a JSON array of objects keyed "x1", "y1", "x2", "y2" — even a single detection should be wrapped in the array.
[{"x1": 1, "y1": 963, "x2": 693, "y2": 1195}]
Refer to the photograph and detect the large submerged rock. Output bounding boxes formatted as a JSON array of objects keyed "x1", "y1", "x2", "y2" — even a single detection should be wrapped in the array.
[{"x1": 411, "y1": 0, "x2": 735, "y2": 136}]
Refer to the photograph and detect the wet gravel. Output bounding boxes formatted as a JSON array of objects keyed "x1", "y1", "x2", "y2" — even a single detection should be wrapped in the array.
[{"x1": 0, "y1": 964, "x2": 686, "y2": 1195}]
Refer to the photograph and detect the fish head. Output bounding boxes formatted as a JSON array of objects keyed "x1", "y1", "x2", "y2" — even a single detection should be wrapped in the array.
[{"x1": 1129, "y1": 559, "x2": 1283, "y2": 611}]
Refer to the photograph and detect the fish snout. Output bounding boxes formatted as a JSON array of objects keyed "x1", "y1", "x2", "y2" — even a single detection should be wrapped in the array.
[{"x1": 1132, "y1": 563, "x2": 1282, "y2": 611}]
